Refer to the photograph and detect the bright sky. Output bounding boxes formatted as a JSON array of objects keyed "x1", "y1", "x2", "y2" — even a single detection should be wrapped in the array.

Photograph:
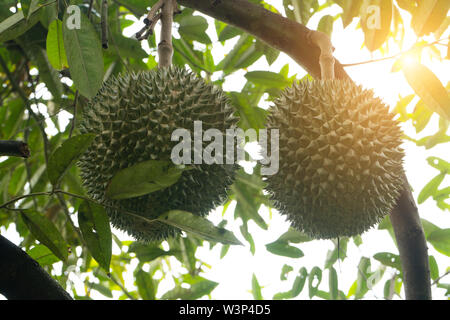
[{"x1": 1, "y1": 0, "x2": 449, "y2": 300}]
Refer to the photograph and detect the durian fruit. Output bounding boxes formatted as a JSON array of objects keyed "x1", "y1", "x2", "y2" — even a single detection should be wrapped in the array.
[
  {"x1": 78, "y1": 66, "x2": 238, "y2": 242},
  {"x1": 264, "y1": 79, "x2": 404, "y2": 239}
]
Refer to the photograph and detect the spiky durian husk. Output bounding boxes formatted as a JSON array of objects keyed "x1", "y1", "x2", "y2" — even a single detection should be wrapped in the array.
[
  {"x1": 264, "y1": 79, "x2": 404, "y2": 239},
  {"x1": 78, "y1": 66, "x2": 238, "y2": 242}
]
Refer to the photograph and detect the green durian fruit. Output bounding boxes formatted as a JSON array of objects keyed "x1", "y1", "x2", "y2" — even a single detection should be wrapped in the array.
[
  {"x1": 264, "y1": 79, "x2": 404, "y2": 239},
  {"x1": 78, "y1": 66, "x2": 238, "y2": 242}
]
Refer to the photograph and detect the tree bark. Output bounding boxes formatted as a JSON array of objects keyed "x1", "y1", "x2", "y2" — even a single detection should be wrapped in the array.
[
  {"x1": 179, "y1": 0, "x2": 431, "y2": 299},
  {"x1": 0, "y1": 140, "x2": 30, "y2": 158},
  {"x1": 0, "y1": 234, "x2": 72, "y2": 300}
]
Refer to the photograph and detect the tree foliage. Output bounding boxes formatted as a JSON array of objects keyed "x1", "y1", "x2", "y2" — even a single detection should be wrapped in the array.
[{"x1": 0, "y1": 0, "x2": 449, "y2": 300}]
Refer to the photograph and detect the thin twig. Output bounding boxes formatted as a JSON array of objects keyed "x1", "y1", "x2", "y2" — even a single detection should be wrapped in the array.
[
  {"x1": 342, "y1": 37, "x2": 450, "y2": 67},
  {"x1": 101, "y1": 0, "x2": 109, "y2": 49},
  {"x1": 69, "y1": 91, "x2": 79, "y2": 138},
  {"x1": 432, "y1": 270, "x2": 450, "y2": 286}
]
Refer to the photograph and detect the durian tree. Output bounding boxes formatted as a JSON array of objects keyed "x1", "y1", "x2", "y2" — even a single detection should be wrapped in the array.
[{"x1": 0, "y1": 0, "x2": 449, "y2": 300}]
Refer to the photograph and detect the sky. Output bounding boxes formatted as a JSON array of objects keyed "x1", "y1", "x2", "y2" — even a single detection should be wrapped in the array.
[{"x1": 1, "y1": 0, "x2": 449, "y2": 300}]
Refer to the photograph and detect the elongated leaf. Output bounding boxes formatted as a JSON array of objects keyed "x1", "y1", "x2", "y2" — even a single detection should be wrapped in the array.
[
  {"x1": 135, "y1": 269, "x2": 156, "y2": 300},
  {"x1": 418, "y1": 172, "x2": 446, "y2": 204},
  {"x1": 427, "y1": 229, "x2": 450, "y2": 256},
  {"x1": 308, "y1": 266, "x2": 322, "y2": 298},
  {"x1": 106, "y1": 160, "x2": 185, "y2": 200},
  {"x1": 429, "y1": 255, "x2": 439, "y2": 280},
  {"x1": 402, "y1": 62, "x2": 450, "y2": 121},
  {"x1": 277, "y1": 228, "x2": 313, "y2": 243},
  {"x1": 245, "y1": 71, "x2": 291, "y2": 89},
  {"x1": 373, "y1": 252, "x2": 402, "y2": 271},
  {"x1": 266, "y1": 241, "x2": 304, "y2": 258},
  {"x1": 360, "y1": 0, "x2": 392, "y2": 51},
  {"x1": 340, "y1": 0, "x2": 363, "y2": 27},
  {"x1": 21, "y1": 210, "x2": 67, "y2": 261},
  {"x1": 178, "y1": 15, "x2": 211, "y2": 44},
  {"x1": 27, "y1": 244, "x2": 59, "y2": 266},
  {"x1": 318, "y1": 15, "x2": 334, "y2": 37},
  {"x1": 329, "y1": 267, "x2": 338, "y2": 300},
  {"x1": 0, "y1": 3, "x2": 41, "y2": 42},
  {"x1": 273, "y1": 267, "x2": 307, "y2": 299},
  {"x1": 161, "y1": 280, "x2": 218, "y2": 300},
  {"x1": 157, "y1": 210, "x2": 242, "y2": 245},
  {"x1": 252, "y1": 274, "x2": 263, "y2": 300},
  {"x1": 47, "y1": 134, "x2": 95, "y2": 186},
  {"x1": 412, "y1": 0, "x2": 450, "y2": 36},
  {"x1": 218, "y1": 24, "x2": 242, "y2": 42},
  {"x1": 356, "y1": 257, "x2": 371, "y2": 299},
  {"x1": 62, "y1": 10, "x2": 103, "y2": 98},
  {"x1": 128, "y1": 242, "x2": 176, "y2": 262},
  {"x1": 78, "y1": 200, "x2": 112, "y2": 271},
  {"x1": 46, "y1": 19, "x2": 68, "y2": 71},
  {"x1": 427, "y1": 156, "x2": 450, "y2": 172}
]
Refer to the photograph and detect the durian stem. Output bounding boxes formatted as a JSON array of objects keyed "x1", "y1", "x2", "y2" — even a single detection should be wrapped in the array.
[
  {"x1": 308, "y1": 30, "x2": 335, "y2": 80},
  {"x1": 158, "y1": 0, "x2": 175, "y2": 68},
  {"x1": 389, "y1": 175, "x2": 432, "y2": 300}
]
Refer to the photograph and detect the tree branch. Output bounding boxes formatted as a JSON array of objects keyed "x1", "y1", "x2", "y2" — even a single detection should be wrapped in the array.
[
  {"x1": 0, "y1": 234, "x2": 72, "y2": 300},
  {"x1": 0, "y1": 140, "x2": 30, "y2": 158},
  {"x1": 178, "y1": 0, "x2": 431, "y2": 300},
  {"x1": 389, "y1": 174, "x2": 431, "y2": 300},
  {"x1": 158, "y1": 0, "x2": 175, "y2": 68},
  {"x1": 178, "y1": 0, "x2": 349, "y2": 79}
]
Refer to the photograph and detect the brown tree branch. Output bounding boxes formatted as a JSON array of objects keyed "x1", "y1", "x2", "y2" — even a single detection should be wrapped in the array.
[
  {"x1": 178, "y1": 0, "x2": 349, "y2": 79},
  {"x1": 0, "y1": 234, "x2": 72, "y2": 300},
  {"x1": 0, "y1": 140, "x2": 30, "y2": 158},
  {"x1": 389, "y1": 175, "x2": 431, "y2": 300},
  {"x1": 178, "y1": 0, "x2": 431, "y2": 300},
  {"x1": 158, "y1": 0, "x2": 175, "y2": 68}
]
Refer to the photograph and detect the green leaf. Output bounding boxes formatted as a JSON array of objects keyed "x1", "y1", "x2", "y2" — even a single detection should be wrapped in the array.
[
  {"x1": 273, "y1": 267, "x2": 307, "y2": 300},
  {"x1": 30, "y1": 46, "x2": 63, "y2": 102},
  {"x1": 62, "y1": 10, "x2": 104, "y2": 98},
  {"x1": 245, "y1": 71, "x2": 291, "y2": 89},
  {"x1": 317, "y1": 15, "x2": 334, "y2": 37},
  {"x1": 427, "y1": 156, "x2": 450, "y2": 173},
  {"x1": 339, "y1": 0, "x2": 363, "y2": 28},
  {"x1": 216, "y1": 34, "x2": 254, "y2": 73},
  {"x1": 280, "y1": 264, "x2": 294, "y2": 281},
  {"x1": 162, "y1": 280, "x2": 218, "y2": 300},
  {"x1": 427, "y1": 229, "x2": 450, "y2": 257},
  {"x1": 355, "y1": 257, "x2": 371, "y2": 299},
  {"x1": 135, "y1": 269, "x2": 156, "y2": 300},
  {"x1": 47, "y1": 134, "x2": 95, "y2": 186},
  {"x1": 277, "y1": 228, "x2": 313, "y2": 243},
  {"x1": 265, "y1": 241, "x2": 304, "y2": 258},
  {"x1": 411, "y1": 99, "x2": 434, "y2": 133},
  {"x1": 373, "y1": 252, "x2": 402, "y2": 271},
  {"x1": 128, "y1": 242, "x2": 176, "y2": 262},
  {"x1": 308, "y1": 266, "x2": 322, "y2": 298},
  {"x1": 218, "y1": 24, "x2": 242, "y2": 42},
  {"x1": 360, "y1": 0, "x2": 392, "y2": 51},
  {"x1": 157, "y1": 210, "x2": 242, "y2": 245},
  {"x1": 27, "y1": 244, "x2": 59, "y2": 266},
  {"x1": 329, "y1": 267, "x2": 338, "y2": 300},
  {"x1": 107, "y1": 31, "x2": 147, "y2": 60},
  {"x1": 402, "y1": 62, "x2": 450, "y2": 121},
  {"x1": 78, "y1": 200, "x2": 112, "y2": 271},
  {"x1": 252, "y1": 274, "x2": 263, "y2": 300},
  {"x1": 178, "y1": 15, "x2": 211, "y2": 44},
  {"x1": 429, "y1": 255, "x2": 439, "y2": 280},
  {"x1": 46, "y1": 19, "x2": 68, "y2": 70},
  {"x1": 106, "y1": 160, "x2": 185, "y2": 200},
  {"x1": 20, "y1": 210, "x2": 68, "y2": 261},
  {"x1": 0, "y1": 3, "x2": 42, "y2": 42},
  {"x1": 88, "y1": 282, "x2": 113, "y2": 298},
  {"x1": 412, "y1": 0, "x2": 450, "y2": 36},
  {"x1": 417, "y1": 172, "x2": 446, "y2": 204}
]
